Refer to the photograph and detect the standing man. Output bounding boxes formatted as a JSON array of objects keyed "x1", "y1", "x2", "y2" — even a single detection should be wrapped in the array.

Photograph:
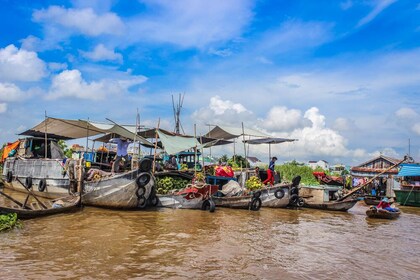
[
  {"x1": 263, "y1": 156, "x2": 277, "y2": 185},
  {"x1": 109, "y1": 136, "x2": 131, "y2": 173}
]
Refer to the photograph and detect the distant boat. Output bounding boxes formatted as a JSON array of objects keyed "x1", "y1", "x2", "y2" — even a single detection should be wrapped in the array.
[{"x1": 366, "y1": 207, "x2": 401, "y2": 219}]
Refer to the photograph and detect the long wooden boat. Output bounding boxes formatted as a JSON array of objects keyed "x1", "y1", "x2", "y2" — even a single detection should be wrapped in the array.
[
  {"x1": 157, "y1": 184, "x2": 218, "y2": 211},
  {"x1": 299, "y1": 185, "x2": 357, "y2": 211},
  {"x1": 304, "y1": 199, "x2": 358, "y2": 211},
  {"x1": 0, "y1": 192, "x2": 81, "y2": 219},
  {"x1": 366, "y1": 207, "x2": 401, "y2": 219}
]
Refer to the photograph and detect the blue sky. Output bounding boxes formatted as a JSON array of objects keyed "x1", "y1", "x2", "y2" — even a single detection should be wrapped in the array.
[{"x1": 0, "y1": 0, "x2": 419, "y2": 165}]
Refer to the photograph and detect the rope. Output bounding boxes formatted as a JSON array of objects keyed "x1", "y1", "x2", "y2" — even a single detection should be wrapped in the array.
[{"x1": 403, "y1": 185, "x2": 415, "y2": 206}]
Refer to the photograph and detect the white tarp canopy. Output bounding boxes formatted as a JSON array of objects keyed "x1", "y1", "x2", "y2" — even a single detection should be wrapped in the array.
[
  {"x1": 204, "y1": 125, "x2": 269, "y2": 140},
  {"x1": 20, "y1": 117, "x2": 153, "y2": 146}
]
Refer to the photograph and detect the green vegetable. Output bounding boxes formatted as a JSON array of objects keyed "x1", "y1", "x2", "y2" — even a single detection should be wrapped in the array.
[{"x1": 0, "y1": 213, "x2": 22, "y2": 232}]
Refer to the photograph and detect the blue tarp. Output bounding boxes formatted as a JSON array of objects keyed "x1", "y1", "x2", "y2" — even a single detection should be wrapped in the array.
[{"x1": 397, "y1": 163, "x2": 420, "y2": 177}]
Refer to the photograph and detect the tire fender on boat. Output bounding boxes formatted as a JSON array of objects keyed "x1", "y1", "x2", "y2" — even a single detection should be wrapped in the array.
[
  {"x1": 138, "y1": 196, "x2": 147, "y2": 208},
  {"x1": 25, "y1": 177, "x2": 33, "y2": 189},
  {"x1": 296, "y1": 197, "x2": 305, "y2": 207},
  {"x1": 250, "y1": 197, "x2": 262, "y2": 211},
  {"x1": 149, "y1": 194, "x2": 159, "y2": 207},
  {"x1": 202, "y1": 199, "x2": 216, "y2": 212},
  {"x1": 136, "y1": 173, "x2": 151, "y2": 187},
  {"x1": 136, "y1": 186, "x2": 146, "y2": 198},
  {"x1": 274, "y1": 189, "x2": 285, "y2": 199},
  {"x1": 253, "y1": 190, "x2": 262, "y2": 199},
  {"x1": 138, "y1": 158, "x2": 153, "y2": 172},
  {"x1": 290, "y1": 187, "x2": 299, "y2": 195},
  {"x1": 6, "y1": 171, "x2": 13, "y2": 183},
  {"x1": 290, "y1": 194, "x2": 299, "y2": 205},
  {"x1": 38, "y1": 178, "x2": 47, "y2": 192}
]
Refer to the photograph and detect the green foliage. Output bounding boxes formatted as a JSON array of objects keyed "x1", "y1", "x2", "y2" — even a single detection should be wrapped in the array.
[
  {"x1": 58, "y1": 140, "x2": 73, "y2": 158},
  {"x1": 0, "y1": 213, "x2": 22, "y2": 232},
  {"x1": 227, "y1": 155, "x2": 249, "y2": 168},
  {"x1": 277, "y1": 163, "x2": 320, "y2": 185},
  {"x1": 219, "y1": 154, "x2": 229, "y2": 163}
]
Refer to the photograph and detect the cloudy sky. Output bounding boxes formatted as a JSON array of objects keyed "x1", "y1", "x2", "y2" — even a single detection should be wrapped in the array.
[{"x1": 0, "y1": 0, "x2": 419, "y2": 165}]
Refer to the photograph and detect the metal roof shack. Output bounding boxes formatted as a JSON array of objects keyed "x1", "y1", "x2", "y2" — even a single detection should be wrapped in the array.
[{"x1": 351, "y1": 155, "x2": 401, "y2": 178}]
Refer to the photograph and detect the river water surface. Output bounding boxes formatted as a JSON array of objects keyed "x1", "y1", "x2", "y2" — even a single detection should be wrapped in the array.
[{"x1": 1, "y1": 197, "x2": 419, "y2": 280}]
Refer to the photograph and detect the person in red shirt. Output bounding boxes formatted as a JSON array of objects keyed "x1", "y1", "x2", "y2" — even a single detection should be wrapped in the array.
[
  {"x1": 263, "y1": 157, "x2": 277, "y2": 186},
  {"x1": 377, "y1": 197, "x2": 398, "y2": 212}
]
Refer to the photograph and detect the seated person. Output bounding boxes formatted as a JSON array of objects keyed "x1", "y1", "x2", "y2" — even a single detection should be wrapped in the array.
[
  {"x1": 164, "y1": 155, "x2": 178, "y2": 170},
  {"x1": 377, "y1": 197, "x2": 399, "y2": 212}
]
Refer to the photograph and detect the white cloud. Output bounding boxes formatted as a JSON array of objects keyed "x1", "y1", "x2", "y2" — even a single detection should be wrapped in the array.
[
  {"x1": 412, "y1": 123, "x2": 420, "y2": 135},
  {"x1": 48, "y1": 62, "x2": 68, "y2": 72},
  {"x1": 33, "y1": 6, "x2": 124, "y2": 36},
  {"x1": 46, "y1": 69, "x2": 147, "y2": 100},
  {"x1": 0, "y1": 83, "x2": 25, "y2": 101},
  {"x1": 0, "y1": 103, "x2": 7, "y2": 113},
  {"x1": 81, "y1": 44, "x2": 123, "y2": 63},
  {"x1": 395, "y1": 107, "x2": 418, "y2": 119},
  {"x1": 127, "y1": 0, "x2": 253, "y2": 48},
  {"x1": 259, "y1": 106, "x2": 303, "y2": 131},
  {"x1": 0, "y1": 44, "x2": 47, "y2": 82},
  {"x1": 333, "y1": 117, "x2": 354, "y2": 132},
  {"x1": 357, "y1": 0, "x2": 396, "y2": 28},
  {"x1": 257, "y1": 20, "x2": 333, "y2": 53},
  {"x1": 209, "y1": 95, "x2": 249, "y2": 115}
]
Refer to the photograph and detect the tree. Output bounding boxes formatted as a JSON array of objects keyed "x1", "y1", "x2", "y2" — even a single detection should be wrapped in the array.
[{"x1": 58, "y1": 140, "x2": 73, "y2": 158}]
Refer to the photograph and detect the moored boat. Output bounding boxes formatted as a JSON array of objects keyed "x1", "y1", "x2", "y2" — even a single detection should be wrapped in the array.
[
  {"x1": 0, "y1": 190, "x2": 81, "y2": 219},
  {"x1": 299, "y1": 185, "x2": 357, "y2": 211},
  {"x1": 394, "y1": 163, "x2": 420, "y2": 207},
  {"x1": 366, "y1": 206, "x2": 401, "y2": 219},
  {"x1": 364, "y1": 195, "x2": 393, "y2": 206}
]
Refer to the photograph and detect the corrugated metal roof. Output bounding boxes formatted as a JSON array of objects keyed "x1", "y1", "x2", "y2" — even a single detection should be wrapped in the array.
[{"x1": 397, "y1": 163, "x2": 420, "y2": 177}]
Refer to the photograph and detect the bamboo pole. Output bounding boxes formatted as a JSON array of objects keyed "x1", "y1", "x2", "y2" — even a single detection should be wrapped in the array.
[
  {"x1": 152, "y1": 119, "x2": 160, "y2": 174},
  {"x1": 44, "y1": 111, "x2": 48, "y2": 158}
]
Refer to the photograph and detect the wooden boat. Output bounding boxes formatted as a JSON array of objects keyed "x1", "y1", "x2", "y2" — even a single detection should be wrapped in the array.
[
  {"x1": 0, "y1": 190, "x2": 81, "y2": 219},
  {"x1": 366, "y1": 207, "x2": 401, "y2": 219},
  {"x1": 299, "y1": 185, "x2": 357, "y2": 211},
  {"x1": 259, "y1": 176, "x2": 303, "y2": 208},
  {"x1": 364, "y1": 195, "x2": 394, "y2": 206},
  {"x1": 157, "y1": 184, "x2": 218, "y2": 211},
  {"x1": 212, "y1": 193, "x2": 261, "y2": 211}
]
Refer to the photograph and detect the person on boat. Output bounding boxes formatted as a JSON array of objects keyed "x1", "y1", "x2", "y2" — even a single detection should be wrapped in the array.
[
  {"x1": 263, "y1": 156, "x2": 277, "y2": 186},
  {"x1": 109, "y1": 136, "x2": 131, "y2": 173},
  {"x1": 377, "y1": 197, "x2": 398, "y2": 212}
]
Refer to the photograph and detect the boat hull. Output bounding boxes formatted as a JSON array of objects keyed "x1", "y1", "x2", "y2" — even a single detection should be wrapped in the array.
[
  {"x1": 82, "y1": 170, "x2": 155, "y2": 209},
  {"x1": 366, "y1": 208, "x2": 401, "y2": 219},
  {"x1": 0, "y1": 195, "x2": 81, "y2": 219},
  {"x1": 212, "y1": 195, "x2": 257, "y2": 210},
  {"x1": 304, "y1": 199, "x2": 358, "y2": 211},
  {"x1": 157, "y1": 184, "x2": 218, "y2": 209},
  {"x1": 394, "y1": 189, "x2": 420, "y2": 207},
  {"x1": 260, "y1": 185, "x2": 291, "y2": 208}
]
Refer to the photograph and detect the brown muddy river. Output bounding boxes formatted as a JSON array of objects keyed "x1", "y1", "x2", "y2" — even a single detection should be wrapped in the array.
[{"x1": 1, "y1": 197, "x2": 419, "y2": 280}]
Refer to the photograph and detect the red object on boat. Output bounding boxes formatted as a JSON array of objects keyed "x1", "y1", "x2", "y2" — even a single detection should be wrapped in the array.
[
  {"x1": 176, "y1": 184, "x2": 219, "y2": 200},
  {"x1": 313, "y1": 172, "x2": 343, "y2": 186},
  {"x1": 215, "y1": 166, "x2": 234, "y2": 177}
]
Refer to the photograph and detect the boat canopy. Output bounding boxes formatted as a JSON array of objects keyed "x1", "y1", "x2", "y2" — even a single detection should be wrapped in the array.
[
  {"x1": 397, "y1": 163, "x2": 420, "y2": 177},
  {"x1": 19, "y1": 117, "x2": 153, "y2": 146},
  {"x1": 243, "y1": 137, "x2": 297, "y2": 144},
  {"x1": 204, "y1": 125, "x2": 269, "y2": 140}
]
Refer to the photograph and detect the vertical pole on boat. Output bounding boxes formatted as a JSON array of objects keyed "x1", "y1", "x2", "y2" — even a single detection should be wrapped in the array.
[
  {"x1": 85, "y1": 117, "x2": 90, "y2": 155},
  {"x1": 194, "y1": 124, "x2": 197, "y2": 179},
  {"x1": 208, "y1": 124, "x2": 212, "y2": 158},
  {"x1": 44, "y1": 110, "x2": 48, "y2": 158},
  {"x1": 152, "y1": 118, "x2": 160, "y2": 174},
  {"x1": 242, "y1": 122, "x2": 247, "y2": 166},
  {"x1": 233, "y1": 138, "x2": 236, "y2": 163}
]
